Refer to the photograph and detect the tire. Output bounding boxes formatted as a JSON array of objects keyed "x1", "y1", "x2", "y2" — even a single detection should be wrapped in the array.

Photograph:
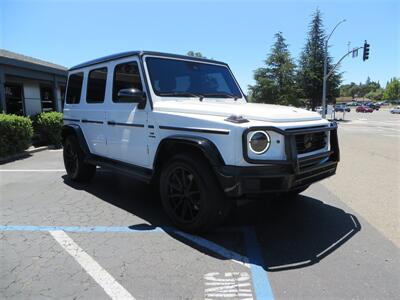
[
  {"x1": 63, "y1": 135, "x2": 96, "y2": 182},
  {"x1": 159, "y1": 153, "x2": 231, "y2": 233}
]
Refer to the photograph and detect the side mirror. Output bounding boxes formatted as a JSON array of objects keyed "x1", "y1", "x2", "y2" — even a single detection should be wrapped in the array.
[{"x1": 117, "y1": 88, "x2": 146, "y2": 108}]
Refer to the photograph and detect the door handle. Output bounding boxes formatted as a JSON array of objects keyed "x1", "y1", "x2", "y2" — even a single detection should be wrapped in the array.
[{"x1": 108, "y1": 121, "x2": 116, "y2": 126}]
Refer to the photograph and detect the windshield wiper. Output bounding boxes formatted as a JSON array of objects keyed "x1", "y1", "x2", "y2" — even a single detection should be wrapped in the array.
[
  {"x1": 158, "y1": 92, "x2": 204, "y2": 101},
  {"x1": 202, "y1": 92, "x2": 240, "y2": 101}
]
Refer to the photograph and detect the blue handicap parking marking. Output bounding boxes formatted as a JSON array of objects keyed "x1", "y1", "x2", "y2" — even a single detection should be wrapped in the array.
[{"x1": 0, "y1": 224, "x2": 274, "y2": 300}]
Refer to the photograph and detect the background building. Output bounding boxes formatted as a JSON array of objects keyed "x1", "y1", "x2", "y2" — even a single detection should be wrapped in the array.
[{"x1": 0, "y1": 49, "x2": 67, "y2": 116}]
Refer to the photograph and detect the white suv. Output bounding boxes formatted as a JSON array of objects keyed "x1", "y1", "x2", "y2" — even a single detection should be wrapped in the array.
[{"x1": 62, "y1": 51, "x2": 340, "y2": 232}]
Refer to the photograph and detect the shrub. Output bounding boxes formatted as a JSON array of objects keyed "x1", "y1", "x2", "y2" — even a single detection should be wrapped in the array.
[
  {"x1": 29, "y1": 113, "x2": 41, "y2": 133},
  {"x1": 29, "y1": 113, "x2": 43, "y2": 146},
  {"x1": 0, "y1": 114, "x2": 33, "y2": 157},
  {"x1": 34, "y1": 112, "x2": 63, "y2": 146}
]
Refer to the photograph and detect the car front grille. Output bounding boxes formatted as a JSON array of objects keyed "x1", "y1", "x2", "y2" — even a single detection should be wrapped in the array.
[{"x1": 295, "y1": 131, "x2": 327, "y2": 154}]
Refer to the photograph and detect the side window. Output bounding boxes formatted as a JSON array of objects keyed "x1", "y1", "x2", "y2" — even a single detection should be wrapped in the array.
[
  {"x1": 66, "y1": 72, "x2": 83, "y2": 104},
  {"x1": 113, "y1": 61, "x2": 143, "y2": 103},
  {"x1": 87, "y1": 67, "x2": 107, "y2": 103}
]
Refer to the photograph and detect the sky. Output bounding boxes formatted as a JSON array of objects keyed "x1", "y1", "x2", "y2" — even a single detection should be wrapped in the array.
[{"x1": 1, "y1": 0, "x2": 399, "y2": 92}]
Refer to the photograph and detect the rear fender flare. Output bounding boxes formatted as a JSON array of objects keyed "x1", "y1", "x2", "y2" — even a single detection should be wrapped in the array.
[{"x1": 61, "y1": 124, "x2": 90, "y2": 155}]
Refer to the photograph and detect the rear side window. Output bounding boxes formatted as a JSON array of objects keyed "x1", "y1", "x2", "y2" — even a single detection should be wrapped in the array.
[
  {"x1": 113, "y1": 62, "x2": 143, "y2": 103},
  {"x1": 87, "y1": 67, "x2": 107, "y2": 103},
  {"x1": 66, "y1": 73, "x2": 83, "y2": 104}
]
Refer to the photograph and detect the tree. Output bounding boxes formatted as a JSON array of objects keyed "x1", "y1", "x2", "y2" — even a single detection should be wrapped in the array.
[
  {"x1": 248, "y1": 32, "x2": 298, "y2": 106},
  {"x1": 383, "y1": 78, "x2": 400, "y2": 100},
  {"x1": 248, "y1": 68, "x2": 277, "y2": 103},
  {"x1": 366, "y1": 89, "x2": 384, "y2": 101},
  {"x1": 340, "y1": 82, "x2": 359, "y2": 98},
  {"x1": 297, "y1": 9, "x2": 341, "y2": 109},
  {"x1": 340, "y1": 78, "x2": 383, "y2": 99}
]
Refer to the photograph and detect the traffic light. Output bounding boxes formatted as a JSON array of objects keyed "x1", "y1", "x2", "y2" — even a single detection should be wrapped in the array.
[{"x1": 363, "y1": 41, "x2": 370, "y2": 61}]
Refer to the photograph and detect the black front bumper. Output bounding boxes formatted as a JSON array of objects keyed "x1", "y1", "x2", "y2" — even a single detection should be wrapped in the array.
[{"x1": 216, "y1": 125, "x2": 340, "y2": 197}]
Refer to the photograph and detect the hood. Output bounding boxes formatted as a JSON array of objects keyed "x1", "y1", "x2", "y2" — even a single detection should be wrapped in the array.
[{"x1": 154, "y1": 100, "x2": 322, "y2": 122}]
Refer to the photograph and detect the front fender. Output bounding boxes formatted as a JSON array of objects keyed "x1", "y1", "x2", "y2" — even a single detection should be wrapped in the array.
[{"x1": 154, "y1": 135, "x2": 225, "y2": 168}]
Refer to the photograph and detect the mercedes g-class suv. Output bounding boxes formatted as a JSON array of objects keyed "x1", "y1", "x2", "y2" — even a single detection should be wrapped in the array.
[{"x1": 62, "y1": 51, "x2": 339, "y2": 232}]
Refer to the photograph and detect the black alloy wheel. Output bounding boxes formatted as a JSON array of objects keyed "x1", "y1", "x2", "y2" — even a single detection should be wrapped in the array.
[
  {"x1": 166, "y1": 166, "x2": 201, "y2": 224},
  {"x1": 63, "y1": 135, "x2": 96, "y2": 182},
  {"x1": 64, "y1": 138, "x2": 79, "y2": 176},
  {"x1": 159, "y1": 154, "x2": 231, "y2": 232}
]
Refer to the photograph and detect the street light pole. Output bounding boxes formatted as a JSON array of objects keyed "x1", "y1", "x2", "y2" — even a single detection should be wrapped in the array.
[{"x1": 322, "y1": 19, "x2": 346, "y2": 118}]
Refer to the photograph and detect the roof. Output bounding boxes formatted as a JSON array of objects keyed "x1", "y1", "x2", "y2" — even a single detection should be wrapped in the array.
[
  {"x1": 0, "y1": 49, "x2": 68, "y2": 71},
  {"x1": 69, "y1": 51, "x2": 227, "y2": 71}
]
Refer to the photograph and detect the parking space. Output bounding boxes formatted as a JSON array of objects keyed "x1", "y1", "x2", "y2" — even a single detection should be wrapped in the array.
[
  {"x1": 334, "y1": 108, "x2": 400, "y2": 137},
  {"x1": 1, "y1": 113, "x2": 399, "y2": 299},
  {"x1": 1, "y1": 151, "x2": 269, "y2": 299},
  {"x1": 1, "y1": 229, "x2": 255, "y2": 299}
]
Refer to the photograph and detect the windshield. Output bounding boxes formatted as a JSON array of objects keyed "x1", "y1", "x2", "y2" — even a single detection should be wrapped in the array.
[{"x1": 145, "y1": 57, "x2": 243, "y2": 99}]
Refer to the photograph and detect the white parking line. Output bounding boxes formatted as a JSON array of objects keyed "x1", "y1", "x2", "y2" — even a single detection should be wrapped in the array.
[
  {"x1": 383, "y1": 134, "x2": 400, "y2": 138},
  {"x1": 0, "y1": 169, "x2": 65, "y2": 172},
  {"x1": 49, "y1": 230, "x2": 135, "y2": 300}
]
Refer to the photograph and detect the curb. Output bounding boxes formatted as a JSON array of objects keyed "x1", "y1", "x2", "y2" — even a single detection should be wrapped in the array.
[
  {"x1": 0, "y1": 146, "x2": 49, "y2": 164},
  {"x1": 27, "y1": 146, "x2": 49, "y2": 154}
]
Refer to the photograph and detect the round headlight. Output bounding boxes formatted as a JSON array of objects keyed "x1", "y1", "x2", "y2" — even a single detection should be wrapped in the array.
[{"x1": 249, "y1": 131, "x2": 271, "y2": 154}]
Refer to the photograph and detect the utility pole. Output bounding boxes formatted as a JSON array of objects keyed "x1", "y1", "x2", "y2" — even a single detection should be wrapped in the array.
[
  {"x1": 322, "y1": 19, "x2": 346, "y2": 118},
  {"x1": 322, "y1": 41, "x2": 370, "y2": 116}
]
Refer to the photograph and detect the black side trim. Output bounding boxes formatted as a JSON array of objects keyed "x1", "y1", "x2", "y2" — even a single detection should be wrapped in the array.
[
  {"x1": 86, "y1": 154, "x2": 152, "y2": 183},
  {"x1": 148, "y1": 125, "x2": 154, "y2": 129},
  {"x1": 81, "y1": 119, "x2": 103, "y2": 124},
  {"x1": 63, "y1": 118, "x2": 80, "y2": 122},
  {"x1": 107, "y1": 121, "x2": 145, "y2": 128},
  {"x1": 159, "y1": 125, "x2": 230, "y2": 135}
]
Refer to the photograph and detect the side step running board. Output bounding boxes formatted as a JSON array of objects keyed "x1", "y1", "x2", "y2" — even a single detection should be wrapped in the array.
[{"x1": 85, "y1": 155, "x2": 153, "y2": 183}]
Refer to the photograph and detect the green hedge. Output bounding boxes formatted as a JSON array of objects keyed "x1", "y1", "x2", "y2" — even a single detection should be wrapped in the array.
[
  {"x1": 34, "y1": 112, "x2": 63, "y2": 146},
  {"x1": 0, "y1": 114, "x2": 33, "y2": 157}
]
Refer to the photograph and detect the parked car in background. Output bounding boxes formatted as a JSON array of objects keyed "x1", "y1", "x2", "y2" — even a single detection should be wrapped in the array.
[
  {"x1": 366, "y1": 103, "x2": 380, "y2": 110},
  {"x1": 390, "y1": 106, "x2": 400, "y2": 114},
  {"x1": 335, "y1": 104, "x2": 350, "y2": 112},
  {"x1": 356, "y1": 106, "x2": 373, "y2": 113}
]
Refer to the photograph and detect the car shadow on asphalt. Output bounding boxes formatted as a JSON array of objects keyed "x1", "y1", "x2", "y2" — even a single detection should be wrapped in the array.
[
  {"x1": 62, "y1": 170, "x2": 361, "y2": 272},
  {"x1": 0, "y1": 152, "x2": 33, "y2": 165}
]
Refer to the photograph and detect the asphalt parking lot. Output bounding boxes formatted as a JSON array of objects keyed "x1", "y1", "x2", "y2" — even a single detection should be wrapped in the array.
[{"x1": 1, "y1": 109, "x2": 399, "y2": 299}]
